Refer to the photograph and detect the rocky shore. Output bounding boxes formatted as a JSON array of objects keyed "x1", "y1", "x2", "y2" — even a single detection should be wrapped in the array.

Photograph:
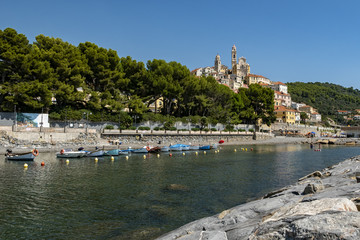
[{"x1": 156, "y1": 156, "x2": 360, "y2": 240}]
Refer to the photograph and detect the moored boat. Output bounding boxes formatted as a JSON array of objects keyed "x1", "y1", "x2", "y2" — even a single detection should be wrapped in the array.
[
  {"x1": 5, "y1": 149, "x2": 38, "y2": 161},
  {"x1": 118, "y1": 150, "x2": 129, "y2": 155},
  {"x1": 56, "y1": 149, "x2": 87, "y2": 158},
  {"x1": 88, "y1": 150, "x2": 106, "y2": 157},
  {"x1": 211, "y1": 143, "x2": 218, "y2": 149},
  {"x1": 199, "y1": 145, "x2": 211, "y2": 150},
  {"x1": 105, "y1": 149, "x2": 120, "y2": 156},
  {"x1": 169, "y1": 144, "x2": 190, "y2": 151},
  {"x1": 189, "y1": 145, "x2": 200, "y2": 150},
  {"x1": 161, "y1": 146, "x2": 169, "y2": 152},
  {"x1": 148, "y1": 146, "x2": 161, "y2": 153},
  {"x1": 132, "y1": 147, "x2": 149, "y2": 153}
]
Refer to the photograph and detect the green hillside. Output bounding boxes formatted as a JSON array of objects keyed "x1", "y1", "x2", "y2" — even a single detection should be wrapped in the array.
[{"x1": 287, "y1": 82, "x2": 360, "y2": 117}]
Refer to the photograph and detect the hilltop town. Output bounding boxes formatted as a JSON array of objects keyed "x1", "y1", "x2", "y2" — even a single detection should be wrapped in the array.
[{"x1": 191, "y1": 44, "x2": 323, "y2": 125}]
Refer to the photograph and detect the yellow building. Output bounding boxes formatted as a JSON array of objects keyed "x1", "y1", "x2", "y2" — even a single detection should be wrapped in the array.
[
  {"x1": 274, "y1": 106, "x2": 296, "y2": 124},
  {"x1": 148, "y1": 97, "x2": 164, "y2": 113}
]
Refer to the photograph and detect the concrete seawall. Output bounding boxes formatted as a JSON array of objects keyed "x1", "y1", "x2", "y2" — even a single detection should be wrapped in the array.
[
  {"x1": 0, "y1": 128, "x2": 274, "y2": 150},
  {"x1": 156, "y1": 156, "x2": 360, "y2": 240}
]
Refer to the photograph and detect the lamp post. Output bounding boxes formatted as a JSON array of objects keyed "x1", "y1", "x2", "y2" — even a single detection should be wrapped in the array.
[
  {"x1": 84, "y1": 112, "x2": 92, "y2": 134},
  {"x1": 13, "y1": 105, "x2": 17, "y2": 132},
  {"x1": 119, "y1": 113, "x2": 122, "y2": 133},
  {"x1": 133, "y1": 114, "x2": 138, "y2": 127},
  {"x1": 186, "y1": 118, "x2": 190, "y2": 131},
  {"x1": 64, "y1": 109, "x2": 67, "y2": 133},
  {"x1": 40, "y1": 107, "x2": 44, "y2": 132}
]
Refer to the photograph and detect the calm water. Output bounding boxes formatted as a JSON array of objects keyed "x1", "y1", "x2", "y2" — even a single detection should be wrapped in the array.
[{"x1": 0, "y1": 144, "x2": 359, "y2": 239}]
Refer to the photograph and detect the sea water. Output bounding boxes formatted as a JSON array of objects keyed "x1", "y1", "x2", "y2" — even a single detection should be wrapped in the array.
[{"x1": 0, "y1": 144, "x2": 359, "y2": 239}]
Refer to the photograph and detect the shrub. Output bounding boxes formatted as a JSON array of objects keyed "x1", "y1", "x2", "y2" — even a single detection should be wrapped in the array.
[
  {"x1": 138, "y1": 126, "x2": 150, "y2": 130},
  {"x1": 128, "y1": 126, "x2": 137, "y2": 130},
  {"x1": 238, "y1": 129, "x2": 246, "y2": 132},
  {"x1": 248, "y1": 129, "x2": 254, "y2": 132},
  {"x1": 203, "y1": 128, "x2": 210, "y2": 132},
  {"x1": 169, "y1": 127, "x2": 177, "y2": 131},
  {"x1": 191, "y1": 128, "x2": 200, "y2": 131},
  {"x1": 211, "y1": 128, "x2": 217, "y2": 131},
  {"x1": 104, "y1": 125, "x2": 114, "y2": 130},
  {"x1": 153, "y1": 127, "x2": 160, "y2": 131}
]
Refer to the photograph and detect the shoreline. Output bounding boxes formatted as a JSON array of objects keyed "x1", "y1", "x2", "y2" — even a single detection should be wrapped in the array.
[
  {"x1": 0, "y1": 136, "x2": 358, "y2": 154},
  {"x1": 156, "y1": 155, "x2": 360, "y2": 239},
  {"x1": 0, "y1": 136, "x2": 311, "y2": 154}
]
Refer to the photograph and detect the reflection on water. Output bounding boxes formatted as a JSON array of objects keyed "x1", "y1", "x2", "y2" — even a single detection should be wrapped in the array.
[{"x1": 0, "y1": 144, "x2": 359, "y2": 239}]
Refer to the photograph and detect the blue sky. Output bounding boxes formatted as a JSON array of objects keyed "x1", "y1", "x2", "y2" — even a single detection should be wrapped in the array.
[{"x1": 1, "y1": 0, "x2": 360, "y2": 89}]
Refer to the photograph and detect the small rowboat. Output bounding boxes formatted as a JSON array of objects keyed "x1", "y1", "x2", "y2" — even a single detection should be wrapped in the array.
[
  {"x1": 56, "y1": 149, "x2": 87, "y2": 158},
  {"x1": 132, "y1": 147, "x2": 149, "y2": 153},
  {"x1": 199, "y1": 145, "x2": 211, "y2": 150},
  {"x1": 105, "y1": 149, "x2": 120, "y2": 156},
  {"x1": 5, "y1": 149, "x2": 38, "y2": 161},
  {"x1": 87, "y1": 150, "x2": 106, "y2": 157}
]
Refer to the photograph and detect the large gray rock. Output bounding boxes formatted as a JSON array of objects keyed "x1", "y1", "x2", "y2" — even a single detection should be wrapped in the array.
[
  {"x1": 248, "y1": 211, "x2": 360, "y2": 240},
  {"x1": 156, "y1": 157, "x2": 360, "y2": 240},
  {"x1": 264, "y1": 198, "x2": 357, "y2": 222},
  {"x1": 302, "y1": 180, "x2": 325, "y2": 195}
]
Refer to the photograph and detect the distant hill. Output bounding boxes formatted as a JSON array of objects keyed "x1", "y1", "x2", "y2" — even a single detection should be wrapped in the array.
[{"x1": 287, "y1": 82, "x2": 360, "y2": 116}]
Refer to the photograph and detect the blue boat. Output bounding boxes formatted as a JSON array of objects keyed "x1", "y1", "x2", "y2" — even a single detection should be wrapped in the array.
[
  {"x1": 105, "y1": 149, "x2": 120, "y2": 156},
  {"x1": 121, "y1": 147, "x2": 134, "y2": 153},
  {"x1": 199, "y1": 145, "x2": 211, "y2": 150},
  {"x1": 170, "y1": 144, "x2": 190, "y2": 151}
]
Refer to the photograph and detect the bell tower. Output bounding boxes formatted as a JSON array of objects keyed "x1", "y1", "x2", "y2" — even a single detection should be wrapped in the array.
[
  {"x1": 214, "y1": 54, "x2": 221, "y2": 72},
  {"x1": 231, "y1": 44, "x2": 237, "y2": 74}
]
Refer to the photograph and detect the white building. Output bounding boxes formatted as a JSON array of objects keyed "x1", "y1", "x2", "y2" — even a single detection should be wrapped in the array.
[{"x1": 270, "y1": 82, "x2": 288, "y2": 94}]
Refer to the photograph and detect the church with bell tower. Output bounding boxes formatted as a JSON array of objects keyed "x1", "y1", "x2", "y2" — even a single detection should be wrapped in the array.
[{"x1": 191, "y1": 44, "x2": 269, "y2": 91}]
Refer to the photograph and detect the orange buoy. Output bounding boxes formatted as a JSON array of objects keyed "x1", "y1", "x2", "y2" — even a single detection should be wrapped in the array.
[
  {"x1": 32, "y1": 149, "x2": 39, "y2": 156},
  {"x1": 41, "y1": 161, "x2": 45, "y2": 166},
  {"x1": 169, "y1": 153, "x2": 172, "y2": 157}
]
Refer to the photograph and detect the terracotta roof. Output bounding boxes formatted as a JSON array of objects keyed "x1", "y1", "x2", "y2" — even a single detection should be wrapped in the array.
[
  {"x1": 191, "y1": 68, "x2": 201, "y2": 72},
  {"x1": 272, "y1": 81, "x2": 286, "y2": 85},
  {"x1": 274, "y1": 91, "x2": 289, "y2": 96},
  {"x1": 247, "y1": 74, "x2": 267, "y2": 79}
]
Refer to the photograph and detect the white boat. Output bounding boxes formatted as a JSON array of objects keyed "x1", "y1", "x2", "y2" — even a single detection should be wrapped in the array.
[
  {"x1": 132, "y1": 147, "x2": 149, "y2": 153},
  {"x1": 161, "y1": 146, "x2": 169, "y2": 152},
  {"x1": 182, "y1": 146, "x2": 190, "y2": 151},
  {"x1": 118, "y1": 150, "x2": 129, "y2": 155},
  {"x1": 211, "y1": 143, "x2": 218, "y2": 149},
  {"x1": 56, "y1": 149, "x2": 87, "y2": 158},
  {"x1": 189, "y1": 145, "x2": 200, "y2": 150},
  {"x1": 5, "y1": 149, "x2": 38, "y2": 161},
  {"x1": 87, "y1": 150, "x2": 106, "y2": 157}
]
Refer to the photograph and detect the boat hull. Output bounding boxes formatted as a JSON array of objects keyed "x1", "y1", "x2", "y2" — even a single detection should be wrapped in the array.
[
  {"x1": 5, "y1": 152, "x2": 35, "y2": 161},
  {"x1": 88, "y1": 150, "x2": 105, "y2": 157},
  {"x1": 56, "y1": 151, "x2": 87, "y2": 158},
  {"x1": 199, "y1": 145, "x2": 211, "y2": 150},
  {"x1": 105, "y1": 149, "x2": 120, "y2": 156},
  {"x1": 132, "y1": 148, "x2": 149, "y2": 153}
]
